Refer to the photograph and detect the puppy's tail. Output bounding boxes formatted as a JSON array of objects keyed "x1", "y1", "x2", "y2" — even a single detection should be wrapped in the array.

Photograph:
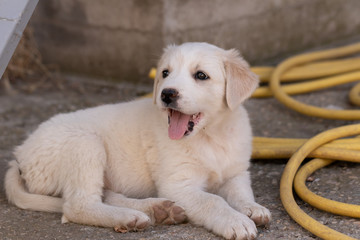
[{"x1": 4, "y1": 160, "x2": 63, "y2": 213}]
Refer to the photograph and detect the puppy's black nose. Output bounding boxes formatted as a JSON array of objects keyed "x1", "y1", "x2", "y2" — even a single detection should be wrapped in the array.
[{"x1": 161, "y1": 88, "x2": 179, "y2": 105}]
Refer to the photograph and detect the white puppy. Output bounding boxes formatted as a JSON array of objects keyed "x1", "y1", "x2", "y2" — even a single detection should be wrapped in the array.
[{"x1": 5, "y1": 42, "x2": 271, "y2": 239}]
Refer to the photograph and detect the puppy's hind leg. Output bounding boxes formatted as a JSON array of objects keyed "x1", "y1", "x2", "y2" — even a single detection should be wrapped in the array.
[
  {"x1": 61, "y1": 136, "x2": 150, "y2": 232},
  {"x1": 104, "y1": 190, "x2": 187, "y2": 225}
]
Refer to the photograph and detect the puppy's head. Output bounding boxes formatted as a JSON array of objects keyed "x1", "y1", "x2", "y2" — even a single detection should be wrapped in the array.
[{"x1": 153, "y1": 42, "x2": 258, "y2": 140}]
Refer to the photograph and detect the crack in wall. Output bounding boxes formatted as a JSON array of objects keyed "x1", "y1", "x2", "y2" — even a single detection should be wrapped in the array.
[{"x1": 0, "y1": 16, "x2": 20, "y2": 22}]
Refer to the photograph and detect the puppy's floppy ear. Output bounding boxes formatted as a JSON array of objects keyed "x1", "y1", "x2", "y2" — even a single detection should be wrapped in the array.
[{"x1": 224, "y1": 49, "x2": 259, "y2": 110}]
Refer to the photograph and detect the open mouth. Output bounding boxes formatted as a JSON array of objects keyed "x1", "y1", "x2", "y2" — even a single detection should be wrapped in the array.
[{"x1": 167, "y1": 109, "x2": 202, "y2": 140}]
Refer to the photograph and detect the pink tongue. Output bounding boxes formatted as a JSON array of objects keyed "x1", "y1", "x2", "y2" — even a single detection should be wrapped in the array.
[{"x1": 168, "y1": 110, "x2": 191, "y2": 140}]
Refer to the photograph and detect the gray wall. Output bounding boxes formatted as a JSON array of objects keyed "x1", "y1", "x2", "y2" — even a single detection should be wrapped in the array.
[{"x1": 29, "y1": 0, "x2": 360, "y2": 83}]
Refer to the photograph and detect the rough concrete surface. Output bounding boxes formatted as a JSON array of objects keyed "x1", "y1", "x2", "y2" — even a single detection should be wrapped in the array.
[
  {"x1": 2, "y1": 33, "x2": 360, "y2": 239},
  {"x1": 0, "y1": 73, "x2": 359, "y2": 240}
]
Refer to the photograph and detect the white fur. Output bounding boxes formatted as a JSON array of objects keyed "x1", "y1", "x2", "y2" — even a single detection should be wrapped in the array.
[{"x1": 5, "y1": 42, "x2": 270, "y2": 239}]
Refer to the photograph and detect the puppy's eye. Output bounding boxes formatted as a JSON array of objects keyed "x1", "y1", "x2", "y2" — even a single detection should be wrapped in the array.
[
  {"x1": 194, "y1": 71, "x2": 209, "y2": 80},
  {"x1": 162, "y1": 69, "x2": 170, "y2": 78}
]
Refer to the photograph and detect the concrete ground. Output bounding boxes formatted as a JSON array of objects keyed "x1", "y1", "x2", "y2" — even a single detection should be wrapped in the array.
[{"x1": 0, "y1": 73, "x2": 359, "y2": 239}]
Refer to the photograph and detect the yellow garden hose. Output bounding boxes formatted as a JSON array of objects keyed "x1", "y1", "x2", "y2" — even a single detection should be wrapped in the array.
[
  {"x1": 148, "y1": 42, "x2": 360, "y2": 239},
  {"x1": 269, "y1": 42, "x2": 360, "y2": 120},
  {"x1": 252, "y1": 70, "x2": 360, "y2": 100},
  {"x1": 265, "y1": 42, "x2": 360, "y2": 239},
  {"x1": 252, "y1": 136, "x2": 360, "y2": 161},
  {"x1": 254, "y1": 57, "x2": 360, "y2": 83},
  {"x1": 280, "y1": 124, "x2": 360, "y2": 240},
  {"x1": 350, "y1": 81, "x2": 360, "y2": 106},
  {"x1": 294, "y1": 158, "x2": 360, "y2": 219}
]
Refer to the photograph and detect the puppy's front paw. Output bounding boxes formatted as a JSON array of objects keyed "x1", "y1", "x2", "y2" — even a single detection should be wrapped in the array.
[
  {"x1": 238, "y1": 202, "x2": 271, "y2": 226},
  {"x1": 152, "y1": 200, "x2": 187, "y2": 225},
  {"x1": 114, "y1": 213, "x2": 151, "y2": 233},
  {"x1": 214, "y1": 212, "x2": 257, "y2": 240}
]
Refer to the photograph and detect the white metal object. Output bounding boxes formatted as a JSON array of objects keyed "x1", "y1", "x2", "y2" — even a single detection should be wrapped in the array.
[{"x1": 0, "y1": 0, "x2": 38, "y2": 79}]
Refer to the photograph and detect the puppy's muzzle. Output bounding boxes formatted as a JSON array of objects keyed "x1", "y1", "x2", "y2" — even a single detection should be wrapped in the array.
[{"x1": 161, "y1": 88, "x2": 179, "y2": 106}]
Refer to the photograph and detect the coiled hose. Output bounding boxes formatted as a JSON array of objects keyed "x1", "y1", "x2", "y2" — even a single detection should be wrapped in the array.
[
  {"x1": 255, "y1": 42, "x2": 360, "y2": 240},
  {"x1": 148, "y1": 42, "x2": 360, "y2": 239}
]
